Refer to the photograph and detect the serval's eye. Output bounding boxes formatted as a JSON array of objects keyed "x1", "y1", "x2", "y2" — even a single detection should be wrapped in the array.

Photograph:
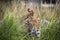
[
  {"x1": 37, "y1": 33, "x2": 40, "y2": 34},
  {"x1": 37, "y1": 30, "x2": 39, "y2": 31}
]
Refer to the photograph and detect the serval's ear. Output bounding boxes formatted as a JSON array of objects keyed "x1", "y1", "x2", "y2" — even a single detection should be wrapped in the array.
[{"x1": 27, "y1": 8, "x2": 30, "y2": 12}]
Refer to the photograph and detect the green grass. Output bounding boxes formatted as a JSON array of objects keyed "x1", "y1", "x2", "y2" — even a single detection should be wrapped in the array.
[
  {"x1": 0, "y1": 15, "x2": 29, "y2": 40},
  {"x1": 0, "y1": 14, "x2": 60, "y2": 40}
]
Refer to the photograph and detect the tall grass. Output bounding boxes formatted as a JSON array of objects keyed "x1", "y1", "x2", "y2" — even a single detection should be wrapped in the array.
[
  {"x1": 40, "y1": 7, "x2": 60, "y2": 40},
  {"x1": 0, "y1": 15, "x2": 29, "y2": 40},
  {"x1": 0, "y1": 15, "x2": 19, "y2": 40}
]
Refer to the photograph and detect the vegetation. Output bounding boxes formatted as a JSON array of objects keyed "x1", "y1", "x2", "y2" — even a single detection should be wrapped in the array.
[{"x1": 0, "y1": 1, "x2": 60, "y2": 40}]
